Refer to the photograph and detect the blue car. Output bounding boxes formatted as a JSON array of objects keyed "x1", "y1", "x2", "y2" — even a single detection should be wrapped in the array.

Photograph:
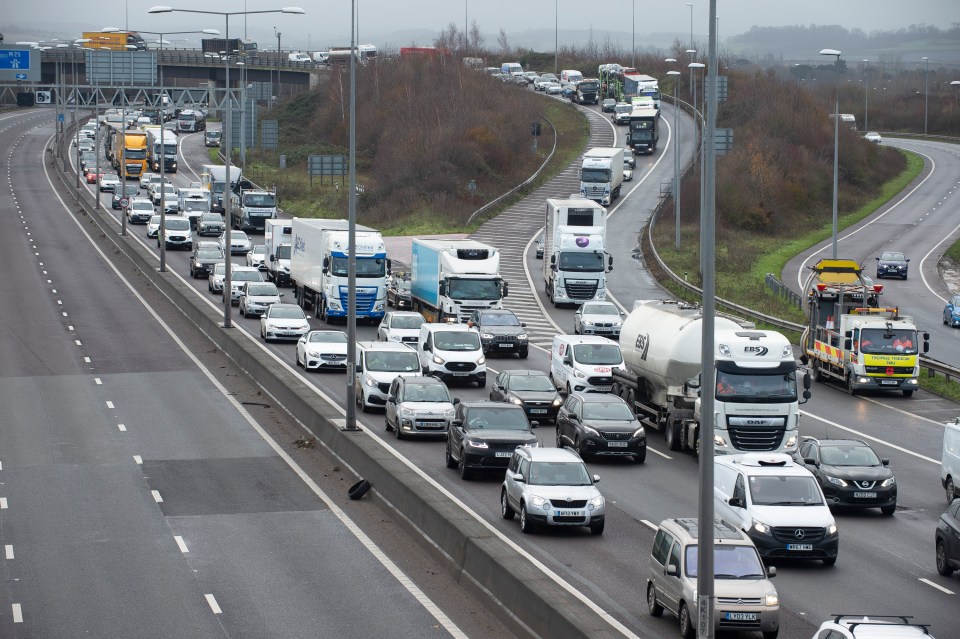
[
  {"x1": 945, "y1": 295, "x2": 960, "y2": 327},
  {"x1": 876, "y1": 251, "x2": 909, "y2": 279}
]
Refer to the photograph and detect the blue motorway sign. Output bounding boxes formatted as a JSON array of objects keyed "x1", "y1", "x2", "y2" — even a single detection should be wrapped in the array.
[
  {"x1": 15, "y1": 73, "x2": 27, "y2": 80},
  {"x1": 0, "y1": 49, "x2": 31, "y2": 70}
]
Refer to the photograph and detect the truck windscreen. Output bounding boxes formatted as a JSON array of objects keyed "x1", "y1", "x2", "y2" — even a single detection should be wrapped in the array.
[
  {"x1": 245, "y1": 194, "x2": 276, "y2": 207},
  {"x1": 126, "y1": 149, "x2": 146, "y2": 159},
  {"x1": 715, "y1": 370, "x2": 798, "y2": 403},
  {"x1": 558, "y1": 252, "x2": 605, "y2": 272},
  {"x1": 447, "y1": 279, "x2": 502, "y2": 301},
  {"x1": 858, "y1": 329, "x2": 918, "y2": 355},
  {"x1": 329, "y1": 256, "x2": 386, "y2": 278},
  {"x1": 276, "y1": 245, "x2": 292, "y2": 260},
  {"x1": 581, "y1": 168, "x2": 612, "y2": 183}
]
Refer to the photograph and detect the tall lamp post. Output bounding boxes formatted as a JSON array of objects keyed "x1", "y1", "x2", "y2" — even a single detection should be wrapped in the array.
[
  {"x1": 689, "y1": 61, "x2": 705, "y2": 264},
  {"x1": 862, "y1": 59, "x2": 869, "y2": 131},
  {"x1": 921, "y1": 56, "x2": 929, "y2": 134},
  {"x1": 820, "y1": 48, "x2": 841, "y2": 259},
  {"x1": 952, "y1": 80, "x2": 960, "y2": 111},
  {"x1": 274, "y1": 28, "x2": 281, "y2": 103},
  {"x1": 554, "y1": 0, "x2": 559, "y2": 74},
  {"x1": 666, "y1": 65, "x2": 681, "y2": 250},
  {"x1": 686, "y1": 49, "x2": 697, "y2": 99},
  {"x1": 148, "y1": 4, "x2": 306, "y2": 329},
  {"x1": 685, "y1": 3, "x2": 694, "y2": 93}
]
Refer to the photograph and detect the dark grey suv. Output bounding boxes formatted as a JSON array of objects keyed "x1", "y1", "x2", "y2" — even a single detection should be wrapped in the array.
[
  {"x1": 467, "y1": 309, "x2": 528, "y2": 358},
  {"x1": 445, "y1": 401, "x2": 537, "y2": 479},
  {"x1": 556, "y1": 393, "x2": 646, "y2": 463}
]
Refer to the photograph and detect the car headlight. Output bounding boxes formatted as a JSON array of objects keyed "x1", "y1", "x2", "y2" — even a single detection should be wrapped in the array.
[
  {"x1": 582, "y1": 320, "x2": 595, "y2": 326},
  {"x1": 509, "y1": 397, "x2": 522, "y2": 405},
  {"x1": 529, "y1": 494, "x2": 548, "y2": 508},
  {"x1": 389, "y1": 334, "x2": 402, "y2": 341},
  {"x1": 589, "y1": 494, "x2": 604, "y2": 509},
  {"x1": 399, "y1": 407, "x2": 415, "y2": 417},
  {"x1": 765, "y1": 592, "x2": 779, "y2": 607},
  {"x1": 518, "y1": 333, "x2": 527, "y2": 340},
  {"x1": 364, "y1": 377, "x2": 377, "y2": 387},
  {"x1": 574, "y1": 369, "x2": 587, "y2": 379},
  {"x1": 443, "y1": 408, "x2": 455, "y2": 418},
  {"x1": 552, "y1": 397, "x2": 563, "y2": 406},
  {"x1": 784, "y1": 435, "x2": 798, "y2": 449},
  {"x1": 753, "y1": 520, "x2": 772, "y2": 535},
  {"x1": 481, "y1": 333, "x2": 494, "y2": 339},
  {"x1": 827, "y1": 522, "x2": 838, "y2": 536},
  {"x1": 477, "y1": 356, "x2": 485, "y2": 365},
  {"x1": 632, "y1": 426, "x2": 645, "y2": 438},
  {"x1": 432, "y1": 355, "x2": 445, "y2": 365},
  {"x1": 881, "y1": 477, "x2": 895, "y2": 487},
  {"x1": 466, "y1": 439, "x2": 488, "y2": 448},
  {"x1": 613, "y1": 321, "x2": 622, "y2": 327},
  {"x1": 826, "y1": 476, "x2": 848, "y2": 487},
  {"x1": 582, "y1": 425, "x2": 599, "y2": 437}
]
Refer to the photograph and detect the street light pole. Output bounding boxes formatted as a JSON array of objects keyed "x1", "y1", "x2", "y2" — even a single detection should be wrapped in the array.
[
  {"x1": 921, "y1": 56, "x2": 929, "y2": 135},
  {"x1": 148, "y1": 3, "x2": 306, "y2": 330},
  {"x1": 686, "y1": 49, "x2": 697, "y2": 100},
  {"x1": 686, "y1": 3, "x2": 694, "y2": 94},
  {"x1": 862, "y1": 59, "x2": 869, "y2": 131},
  {"x1": 821, "y1": 48, "x2": 841, "y2": 259},
  {"x1": 554, "y1": 0, "x2": 558, "y2": 74},
  {"x1": 666, "y1": 65, "x2": 681, "y2": 250},
  {"x1": 275, "y1": 29, "x2": 281, "y2": 103},
  {"x1": 952, "y1": 80, "x2": 960, "y2": 112},
  {"x1": 345, "y1": 0, "x2": 360, "y2": 430},
  {"x1": 631, "y1": 0, "x2": 636, "y2": 69}
]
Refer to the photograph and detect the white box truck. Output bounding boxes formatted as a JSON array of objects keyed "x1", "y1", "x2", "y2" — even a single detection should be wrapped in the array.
[
  {"x1": 543, "y1": 198, "x2": 612, "y2": 307},
  {"x1": 178, "y1": 187, "x2": 211, "y2": 228},
  {"x1": 230, "y1": 188, "x2": 277, "y2": 233},
  {"x1": 289, "y1": 218, "x2": 389, "y2": 323},
  {"x1": 611, "y1": 300, "x2": 810, "y2": 455},
  {"x1": 263, "y1": 218, "x2": 293, "y2": 287},
  {"x1": 410, "y1": 238, "x2": 507, "y2": 323},
  {"x1": 579, "y1": 147, "x2": 624, "y2": 206},
  {"x1": 144, "y1": 127, "x2": 178, "y2": 173},
  {"x1": 201, "y1": 163, "x2": 241, "y2": 213}
]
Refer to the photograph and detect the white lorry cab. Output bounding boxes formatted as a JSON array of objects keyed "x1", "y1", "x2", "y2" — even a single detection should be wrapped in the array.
[
  {"x1": 418, "y1": 323, "x2": 486, "y2": 388},
  {"x1": 551, "y1": 334, "x2": 625, "y2": 395},
  {"x1": 354, "y1": 341, "x2": 421, "y2": 412}
]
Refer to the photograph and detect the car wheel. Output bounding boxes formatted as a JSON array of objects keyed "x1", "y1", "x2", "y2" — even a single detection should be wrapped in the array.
[
  {"x1": 477, "y1": 376, "x2": 486, "y2": 389},
  {"x1": 519, "y1": 349, "x2": 528, "y2": 359},
  {"x1": 633, "y1": 446, "x2": 647, "y2": 464},
  {"x1": 566, "y1": 383, "x2": 573, "y2": 396},
  {"x1": 880, "y1": 503, "x2": 896, "y2": 516},
  {"x1": 937, "y1": 539, "x2": 955, "y2": 576},
  {"x1": 590, "y1": 520, "x2": 604, "y2": 535},
  {"x1": 576, "y1": 435, "x2": 588, "y2": 459},
  {"x1": 294, "y1": 350, "x2": 300, "y2": 367},
  {"x1": 679, "y1": 602, "x2": 694, "y2": 639},
  {"x1": 519, "y1": 504, "x2": 533, "y2": 534},
  {"x1": 947, "y1": 477, "x2": 956, "y2": 505},
  {"x1": 902, "y1": 389, "x2": 914, "y2": 398},
  {"x1": 394, "y1": 420, "x2": 404, "y2": 439},
  {"x1": 822, "y1": 556, "x2": 837, "y2": 567},
  {"x1": 385, "y1": 417, "x2": 393, "y2": 432},
  {"x1": 762, "y1": 631, "x2": 779, "y2": 639},
  {"x1": 359, "y1": 393, "x2": 370, "y2": 414},
  {"x1": 500, "y1": 490, "x2": 515, "y2": 520},
  {"x1": 445, "y1": 442, "x2": 457, "y2": 469},
  {"x1": 458, "y1": 449, "x2": 472, "y2": 480},
  {"x1": 239, "y1": 305, "x2": 245, "y2": 316},
  {"x1": 647, "y1": 582, "x2": 663, "y2": 617}
]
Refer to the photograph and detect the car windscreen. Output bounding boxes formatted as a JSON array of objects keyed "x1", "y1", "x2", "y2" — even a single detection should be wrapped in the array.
[
  {"x1": 480, "y1": 313, "x2": 520, "y2": 327},
  {"x1": 149, "y1": 216, "x2": 161, "y2": 224},
  {"x1": 246, "y1": 284, "x2": 278, "y2": 296},
  {"x1": 197, "y1": 248, "x2": 222, "y2": 260},
  {"x1": 391, "y1": 315, "x2": 424, "y2": 329},
  {"x1": 528, "y1": 461, "x2": 591, "y2": 486},
  {"x1": 201, "y1": 213, "x2": 220, "y2": 221},
  {"x1": 879, "y1": 252, "x2": 904, "y2": 262},
  {"x1": 582, "y1": 401, "x2": 634, "y2": 421},
  {"x1": 684, "y1": 545, "x2": 766, "y2": 579},
  {"x1": 165, "y1": 218, "x2": 190, "y2": 230},
  {"x1": 434, "y1": 331, "x2": 481, "y2": 351},
  {"x1": 581, "y1": 304, "x2": 618, "y2": 316},
  {"x1": 366, "y1": 351, "x2": 419, "y2": 372},
  {"x1": 131, "y1": 201, "x2": 153, "y2": 210},
  {"x1": 232, "y1": 270, "x2": 263, "y2": 282},
  {"x1": 308, "y1": 332, "x2": 347, "y2": 343},
  {"x1": 465, "y1": 407, "x2": 528, "y2": 430},
  {"x1": 508, "y1": 375, "x2": 554, "y2": 392},
  {"x1": 403, "y1": 383, "x2": 450, "y2": 403},
  {"x1": 269, "y1": 306, "x2": 305, "y2": 319},
  {"x1": 749, "y1": 475, "x2": 824, "y2": 506},
  {"x1": 573, "y1": 343, "x2": 623, "y2": 365},
  {"x1": 820, "y1": 444, "x2": 881, "y2": 467}
]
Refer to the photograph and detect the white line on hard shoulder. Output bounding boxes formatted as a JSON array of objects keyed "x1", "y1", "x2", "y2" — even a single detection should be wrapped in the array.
[
  {"x1": 4, "y1": 545, "x2": 12, "y2": 560},
  {"x1": 105, "y1": 401, "x2": 114, "y2": 409},
  {"x1": 918, "y1": 577, "x2": 955, "y2": 595},
  {"x1": 800, "y1": 410, "x2": 939, "y2": 464},
  {"x1": 151, "y1": 490, "x2": 163, "y2": 503},
  {"x1": 118, "y1": 424, "x2": 126, "y2": 432},
  {"x1": 0, "y1": 498, "x2": 7, "y2": 509},
  {"x1": 204, "y1": 594, "x2": 222, "y2": 614},
  {"x1": 641, "y1": 519, "x2": 658, "y2": 531},
  {"x1": 133, "y1": 455, "x2": 142, "y2": 465},
  {"x1": 12, "y1": 603, "x2": 22, "y2": 623},
  {"x1": 174, "y1": 536, "x2": 189, "y2": 553},
  {"x1": 40, "y1": 136, "x2": 471, "y2": 639}
]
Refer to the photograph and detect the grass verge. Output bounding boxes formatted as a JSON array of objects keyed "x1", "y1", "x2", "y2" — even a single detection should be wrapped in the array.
[{"x1": 920, "y1": 374, "x2": 960, "y2": 404}]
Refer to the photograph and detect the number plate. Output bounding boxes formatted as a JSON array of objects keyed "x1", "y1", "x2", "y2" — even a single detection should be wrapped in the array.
[
  {"x1": 880, "y1": 380, "x2": 898, "y2": 385},
  {"x1": 452, "y1": 372, "x2": 469, "y2": 376},
  {"x1": 498, "y1": 343, "x2": 513, "y2": 348},
  {"x1": 494, "y1": 451, "x2": 512, "y2": 458},
  {"x1": 787, "y1": 543, "x2": 813, "y2": 551},
  {"x1": 554, "y1": 510, "x2": 579, "y2": 517},
  {"x1": 607, "y1": 441, "x2": 629, "y2": 448},
  {"x1": 593, "y1": 385, "x2": 612, "y2": 392},
  {"x1": 530, "y1": 409, "x2": 548, "y2": 414},
  {"x1": 724, "y1": 612, "x2": 757, "y2": 621},
  {"x1": 854, "y1": 491, "x2": 877, "y2": 499}
]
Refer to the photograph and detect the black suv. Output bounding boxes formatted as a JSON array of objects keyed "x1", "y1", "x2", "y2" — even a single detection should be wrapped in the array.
[
  {"x1": 489, "y1": 370, "x2": 562, "y2": 424},
  {"x1": 556, "y1": 393, "x2": 646, "y2": 463},
  {"x1": 445, "y1": 401, "x2": 537, "y2": 479},
  {"x1": 792, "y1": 437, "x2": 897, "y2": 515},
  {"x1": 386, "y1": 274, "x2": 412, "y2": 309},
  {"x1": 189, "y1": 242, "x2": 224, "y2": 279},
  {"x1": 467, "y1": 309, "x2": 528, "y2": 358}
]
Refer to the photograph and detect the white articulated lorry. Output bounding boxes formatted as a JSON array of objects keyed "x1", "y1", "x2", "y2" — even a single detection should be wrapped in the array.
[
  {"x1": 543, "y1": 198, "x2": 612, "y2": 307},
  {"x1": 201, "y1": 163, "x2": 241, "y2": 213},
  {"x1": 579, "y1": 147, "x2": 624, "y2": 206},
  {"x1": 410, "y1": 238, "x2": 507, "y2": 323},
  {"x1": 263, "y1": 219, "x2": 293, "y2": 287},
  {"x1": 610, "y1": 300, "x2": 810, "y2": 455},
  {"x1": 290, "y1": 218, "x2": 389, "y2": 323}
]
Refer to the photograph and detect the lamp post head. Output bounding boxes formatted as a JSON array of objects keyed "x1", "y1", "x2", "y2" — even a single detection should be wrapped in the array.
[
  {"x1": 202, "y1": 28, "x2": 221, "y2": 35},
  {"x1": 74, "y1": 38, "x2": 91, "y2": 44},
  {"x1": 665, "y1": 58, "x2": 677, "y2": 63},
  {"x1": 667, "y1": 70, "x2": 680, "y2": 76},
  {"x1": 688, "y1": 62, "x2": 705, "y2": 69},
  {"x1": 921, "y1": 56, "x2": 929, "y2": 62},
  {"x1": 148, "y1": 6, "x2": 174, "y2": 13},
  {"x1": 686, "y1": 49, "x2": 696, "y2": 55},
  {"x1": 281, "y1": 7, "x2": 306, "y2": 13},
  {"x1": 820, "y1": 48, "x2": 841, "y2": 57},
  {"x1": 952, "y1": 81, "x2": 960, "y2": 86}
]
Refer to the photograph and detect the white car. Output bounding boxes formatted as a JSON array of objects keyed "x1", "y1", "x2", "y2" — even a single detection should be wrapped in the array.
[
  {"x1": 98, "y1": 174, "x2": 122, "y2": 192},
  {"x1": 864, "y1": 131, "x2": 882, "y2": 143},
  {"x1": 208, "y1": 262, "x2": 226, "y2": 293},
  {"x1": 222, "y1": 265, "x2": 264, "y2": 304},
  {"x1": 295, "y1": 329, "x2": 349, "y2": 369},
  {"x1": 219, "y1": 230, "x2": 253, "y2": 255},
  {"x1": 139, "y1": 172, "x2": 159, "y2": 189},
  {"x1": 384, "y1": 375, "x2": 455, "y2": 437},
  {"x1": 238, "y1": 281, "x2": 282, "y2": 318},
  {"x1": 623, "y1": 159, "x2": 634, "y2": 182},
  {"x1": 126, "y1": 197, "x2": 155, "y2": 224},
  {"x1": 151, "y1": 183, "x2": 177, "y2": 205},
  {"x1": 377, "y1": 311, "x2": 425, "y2": 345},
  {"x1": 246, "y1": 244, "x2": 267, "y2": 270},
  {"x1": 261, "y1": 303, "x2": 310, "y2": 343},
  {"x1": 544, "y1": 82, "x2": 563, "y2": 95},
  {"x1": 534, "y1": 74, "x2": 557, "y2": 90},
  {"x1": 574, "y1": 301, "x2": 624, "y2": 337},
  {"x1": 146, "y1": 214, "x2": 162, "y2": 238}
]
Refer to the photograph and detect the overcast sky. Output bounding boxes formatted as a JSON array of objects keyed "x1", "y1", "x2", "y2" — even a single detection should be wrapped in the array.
[{"x1": 5, "y1": 0, "x2": 957, "y2": 49}]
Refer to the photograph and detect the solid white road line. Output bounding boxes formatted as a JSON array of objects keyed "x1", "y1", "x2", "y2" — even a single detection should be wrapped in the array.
[
  {"x1": 204, "y1": 594, "x2": 222, "y2": 614},
  {"x1": 918, "y1": 577, "x2": 955, "y2": 595},
  {"x1": 5, "y1": 545, "x2": 13, "y2": 560},
  {"x1": 801, "y1": 410, "x2": 940, "y2": 464},
  {"x1": 0, "y1": 498, "x2": 7, "y2": 509},
  {"x1": 174, "y1": 536, "x2": 189, "y2": 554},
  {"x1": 133, "y1": 455, "x2": 143, "y2": 465},
  {"x1": 12, "y1": 603, "x2": 23, "y2": 623},
  {"x1": 105, "y1": 401, "x2": 114, "y2": 409},
  {"x1": 118, "y1": 424, "x2": 127, "y2": 432},
  {"x1": 151, "y1": 490, "x2": 163, "y2": 503}
]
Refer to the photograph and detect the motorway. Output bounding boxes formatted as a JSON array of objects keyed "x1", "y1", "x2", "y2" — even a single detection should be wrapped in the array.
[
  {"x1": 0, "y1": 110, "x2": 512, "y2": 638},
  {"x1": 6, "y1": 84, "x2": 959, "y2": 638}
]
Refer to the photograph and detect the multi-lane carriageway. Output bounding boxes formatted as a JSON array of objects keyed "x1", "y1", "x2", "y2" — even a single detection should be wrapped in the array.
[{"x1": 5, "y1": 90, "x2": 960, "y2": 639}]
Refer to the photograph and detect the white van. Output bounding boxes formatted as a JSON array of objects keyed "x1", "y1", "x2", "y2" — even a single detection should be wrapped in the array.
[
  {"x1": 354, "y1": 341, "x2": 421, "y2": 412},
  {"x1": 288, "y1": 52, "x2": 312, "y2": 63},
  {"x1": 943, "y1": 418, "x2": 960, "y2": 504},
  {"x1": 714, "y1": 453, "x2": 838, "y2": 567},
  {"x1": 560, "y1": 69, "x2": 583, "y2": 83},
  {"x1": 550, "y1": 335, "x2": 624, "y2": 394},
  {"x1": 418, "y1": 323, "x2": 486, "y2": 388}
]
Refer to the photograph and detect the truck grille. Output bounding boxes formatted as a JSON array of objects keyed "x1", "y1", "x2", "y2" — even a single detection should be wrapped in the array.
[
  {"x1": 338, "y1": 287, "x2": 376, "y2": 313},
  {"x1": 582, "y1": 185, "x2": 607, "y2": 198},
  {"x1": 864, "y1": 366, "x2": 914, "y2": 375},
  {"x1": 565, "y1": 281, "x2": 599, "y2": 300},
  {"x1": 772, "y1": 527, "x2": 824, "y2": 543},
  {"x1": 727, "y1": 425, "x2": 785, "y2": 452}
]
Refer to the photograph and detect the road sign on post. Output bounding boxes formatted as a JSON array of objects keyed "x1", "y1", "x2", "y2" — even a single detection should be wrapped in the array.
[
  {"x1": 714, "y1": 128, "x2": 734, "y2": 156},
  {"x1": 0, "y1": 47, "x2": 38, "y2": 81},
  {"x1": 261, "y1": 119, "x2": 278, "y2": 150}
]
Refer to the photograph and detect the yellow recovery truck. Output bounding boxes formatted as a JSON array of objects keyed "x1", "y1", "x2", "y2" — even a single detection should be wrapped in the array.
[{"x1": 800, "y1": 258, "x2": 928, "y2": 397}]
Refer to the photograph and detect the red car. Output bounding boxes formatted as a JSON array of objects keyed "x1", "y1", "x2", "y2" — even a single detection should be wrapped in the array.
[{"x1": 85, "y1": 170, "x2": 104, "y2": 184}]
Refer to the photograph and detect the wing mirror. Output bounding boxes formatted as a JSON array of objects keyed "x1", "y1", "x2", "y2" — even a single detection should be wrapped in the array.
[
  {"x1": 513, "y1": 473, "x2": 525, "y2": 482},
  {"x1": 767, "y1": 566, "x2": 777, "y2": 578},
  {"x1": 728, "y1": 496, "x2": 745, "y2": 508},
  {"x1": 666, "y1": 563, "x2": 680, "y2": 577},
  {"x1": 592, "y1": 474, "x2": 600, "y2": 483}
]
